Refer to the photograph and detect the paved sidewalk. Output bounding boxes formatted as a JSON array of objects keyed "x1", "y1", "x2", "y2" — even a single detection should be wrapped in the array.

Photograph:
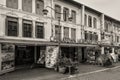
[
  {"x1": 0, "y1": 63, "x2": 119, "y2": 80},
  {"x1": 60, "y1": 62, "x2": 120, "y2": 80}
]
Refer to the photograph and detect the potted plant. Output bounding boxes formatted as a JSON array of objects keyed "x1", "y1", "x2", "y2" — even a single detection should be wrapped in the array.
[{"x1": 58, "y1": 60, "x2": 66, "y2": 73}]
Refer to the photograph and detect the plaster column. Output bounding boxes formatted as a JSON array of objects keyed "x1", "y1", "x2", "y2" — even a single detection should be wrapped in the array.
[
  {"x1": 33, "y1": 21, "x2": 36, "y2": 38},
  {"x1": 18, "y1": 18, "x2": 23, "y2": 37},
  {"x1": 0, "y1": 14, "x2": 6, "y2": 36},
  {"x1": 32, "y1": 0, "x2": 36, "y2": 13},
  {"x1": 100, "y1": 14, "x2": 105, "y2": 41},
  {"x1": 18, "y1": 0, "x2": 22, "y2": 11},
  {"x1": 81, "y1": 5, "x2": 85, "y2": 26},
  {"x1": 101, "y1": 47, "x2": 104, "y2": 54},
  {"x1": 61, "y1": 26, "x2": 64, "y2": 40},
  {"x1": 81, "y1": 5, "x2": 85, "y2": 40},
  {"x1": 101, "y1": 14, "x2": 105, "y2": 30},
  {"x1": 69, "y1": 28, "x2": 71, "y2": 39},
  {"x1": 112, "y1": 47, "x2": 115, "y2": 53}
]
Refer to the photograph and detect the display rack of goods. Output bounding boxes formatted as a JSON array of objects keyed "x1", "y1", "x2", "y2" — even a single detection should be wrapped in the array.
[{"x1": 87, "y1": 51, "x2": 96, "y2": 64}]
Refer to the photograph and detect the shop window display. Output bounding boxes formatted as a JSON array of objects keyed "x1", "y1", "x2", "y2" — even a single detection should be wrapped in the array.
[{"x1": 1, "y1": 44, "x2": 15, "y2": 71}]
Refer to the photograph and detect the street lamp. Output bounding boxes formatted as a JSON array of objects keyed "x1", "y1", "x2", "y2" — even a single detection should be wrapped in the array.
[{"x1": 42, "y1": 6, "x2": 73, "y2": 62}]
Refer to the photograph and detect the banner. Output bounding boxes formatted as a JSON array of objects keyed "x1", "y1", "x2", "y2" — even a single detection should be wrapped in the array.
[
  {"x1": 45, "y1": 46, "x2": 59, "y2": 68},
  {"x1": 1, "y1": 44, "x2": 15, "y2": 70}
]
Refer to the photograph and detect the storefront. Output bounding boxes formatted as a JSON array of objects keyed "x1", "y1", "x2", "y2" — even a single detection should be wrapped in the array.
[
  {"x1": 86, "y1": 46, "x2": 101, "y2": 64},
  {"x1": 0, "y1": 43, "x2": 47, "y2": 75}
]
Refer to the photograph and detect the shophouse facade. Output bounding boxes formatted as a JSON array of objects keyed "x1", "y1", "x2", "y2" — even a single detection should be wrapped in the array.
[{"x1": 0, "y1": 0, "x2": 120, "y2": 75}]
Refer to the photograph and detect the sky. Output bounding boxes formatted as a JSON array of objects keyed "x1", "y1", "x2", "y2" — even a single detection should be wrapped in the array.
[{"x1": 74, "y1": 0, "x2": 120, "y2": 20}]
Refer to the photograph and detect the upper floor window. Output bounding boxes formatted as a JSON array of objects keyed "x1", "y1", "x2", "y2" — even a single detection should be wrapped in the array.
[
  {"x1": 105, "y1": 22, "x2": 109, "y2": 32},
  {"x1": 89, "y1": 31, "x2": 92, "y2": 41},
  {"x1": 6, "y1": 16, "x2": 18, "y2": 36},
  {"x1": 55, "y1": 5, "x2": 61, "y2": 20},
  {"x1": 88, "y1": 16, "x2": 92, "y2": 27},
  {"x1": 84, "y1": 31, "x2": 88, "y2": 41},
  {"x1": 71, "y1": 10, "x2": 76, "y2": 23},
  {"x1": 23, "y1": 20, "x2": 32, "y2": 37},
  {"x1": 6, "y1": 0, "x2": 18, "y2": 9},
  {"x1": 84, "y1": 14, "x2": 87, "y2": 26},
  {"x1": 71, "y1": 28, "x2": 76, "y2": 40},
  {"x1": 36, "y1": 0, "x2": 44, "y2": 15},
  {"x1": 93, "y1": 17, "x2": 97, "y2": 28},
  {"x1": 117, "y1": 36, "x2": 119, "y2": 42},
  {"x1": 64, "y1": 27, "x2": 69, "y2": 38},
  {"x1": 36, "y1": 22, "x2": 44, "y2": 38},
  {"x1": 55, "y1": 25, "x2": 61, "y2": 41},
  {"x1": 94, "y1": 32, "x2": 98, "y2": 41},
  {"x1": 63, "y1": 7, "x2": 69, "y2": 21},
  {"x1": 22, "y1": 0, "x2": 32, "y2": 12}
]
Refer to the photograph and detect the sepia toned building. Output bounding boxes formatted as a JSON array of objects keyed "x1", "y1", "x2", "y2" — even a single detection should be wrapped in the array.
[{"x1": 0, "y1": 0, "x2": 120, "y2": 75}]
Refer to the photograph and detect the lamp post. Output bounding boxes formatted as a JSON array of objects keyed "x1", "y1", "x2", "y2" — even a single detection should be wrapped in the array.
[{"x1": 42, "y1": 6, "x2": 73, "y2": 62}]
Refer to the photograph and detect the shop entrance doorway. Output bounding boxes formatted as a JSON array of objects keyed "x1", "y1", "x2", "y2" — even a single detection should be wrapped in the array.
[
  {"x1": 15, "y1": 46, "x2": 35, "y2": 69},
  {"x1": 61, "y1": 47, "x2": 78, "y2": 61}
]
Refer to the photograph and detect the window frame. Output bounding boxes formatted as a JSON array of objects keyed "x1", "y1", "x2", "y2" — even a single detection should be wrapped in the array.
[
  {"x1": 88, "y1": 16, "x2": 92, "y2": 27},
  {"x1": 71, "y1": 10, "x2": 76, "y2": 23},
  {"x1": 93, "y1": 17, "x2": 97, "y2": 28},
  {"x1": 22, "y1": 0, "x2": 32, "y2": 12},
  {"x1": 63, "y1": 7, "x2": 69, "y2": 21},
  {"x1": 36, "y1": 0, "x2": 44, "y2": 15},
  {"x1": 35, "y1": 22, "x2": 44, "y2": 39},
  {"x1": 71, "y1": 28, "x2": 76, "y2": 40},
  {"x1": 64, "y1": 27, "x2": 69, "y2": 38},
  {"x1": 6, "y1": 16, "x2": 18, "y2": 37},
  {"x1": 55, "y1": 4, "x2": 61, "y2": 20},
  {"x1": 6, "y1": 0, "x2": 18, "y2": 9},
  {"x1": 22, "y1": 19, "x2": 33, "y2": 38}
]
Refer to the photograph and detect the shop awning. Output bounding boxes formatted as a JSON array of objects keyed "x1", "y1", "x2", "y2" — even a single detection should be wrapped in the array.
[
  {"x1": 0, "y1": 37, "x2": 100, "y2": 47},
  {"x1": 0, "y1": 38, "x2": 58, "y2": 46},
  {"x1": 60, "y1": 43, "x2": 98, "y2": 47}
]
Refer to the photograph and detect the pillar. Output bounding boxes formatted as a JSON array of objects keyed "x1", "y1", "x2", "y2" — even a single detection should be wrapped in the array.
[
  {"x1": 61, "y1": 26, "x2": 64, "y2": 40},
  {"x1": 32, "y1": 0, "x2": 36, "y2": 13},
  {"x1": 33, "y1": 21, "x2": 36, "y2": 38},
  {"x1": 18, "y1": 0, "x2": 22, "y2": 11},
  {"x1": 101, "y1": 14, "x2": 104, "y2": 30},
  {"x1": 112, "y1": 47, "x2": 115, "y2": 53},
  {"x1": 81, "y1": 5, "x2": 85, "y2": 40},
  {"x1": 0, "y1": 14, "x2": 6, "y2": 36},
  {"x1": 101, "y1": 47, "x2": 104, "y2": 54},
  {"x1": 18, "y1": 18, "x2": 23, "y2": 37},
  {"x1": 69, "y1": 28, "x2": 71, "y2": 39}
]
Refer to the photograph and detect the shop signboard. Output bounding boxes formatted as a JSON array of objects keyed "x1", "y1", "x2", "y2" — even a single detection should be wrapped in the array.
[
  {"x1": 45, "y1": 46, "x2": 59, "y2": 68},
  {"x1": 1, "y1": 44, "x2": 15, "y2": 72}
]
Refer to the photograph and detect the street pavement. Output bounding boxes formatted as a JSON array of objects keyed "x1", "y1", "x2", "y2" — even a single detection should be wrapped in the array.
[
  {"x1": 60, "y1": 63, "x2": 120, "y2": 80},
  {"x1": 0, "y1": 63, "x2": 120, "y2": 80},
  {"x1": 61, "y1": 66, "x2": 120, "y2": 80}
]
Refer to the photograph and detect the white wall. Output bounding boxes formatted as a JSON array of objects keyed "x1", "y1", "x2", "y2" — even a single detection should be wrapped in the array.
[
  {"x1": 0, "y1": 0, "x2": 52, "y2": 41},
  {"x1": 84, "y1": 9, "x2": 101, "y2": 41},
  {"x1": 53, "y1": 0, "x2": 82, "y2": 41}
]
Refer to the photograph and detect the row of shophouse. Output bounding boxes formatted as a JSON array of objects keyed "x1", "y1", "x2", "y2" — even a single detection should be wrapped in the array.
[{"x1": 0, "y1": 0, "x2": 120, "y2": 75}]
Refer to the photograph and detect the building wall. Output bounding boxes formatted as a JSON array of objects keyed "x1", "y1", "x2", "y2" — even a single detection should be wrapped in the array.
[
  {"x1": 0, "y1": 0, "x2": 52, "y2": 41},
  {"x1": 0, "y1": 0, "x2": 119, "y2": 47},
  {"x1": 84, "y1": 9, "x2": 101, "y2": 41},
  {"x1": 53, "y1": 0, "x2": 82, "y2": 41}
]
